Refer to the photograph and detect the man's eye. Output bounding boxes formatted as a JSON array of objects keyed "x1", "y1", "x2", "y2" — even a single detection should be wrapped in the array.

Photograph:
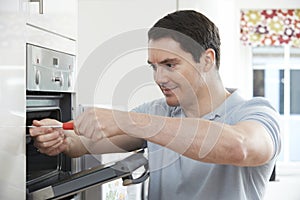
[{"x1": 166, "y1": 63, "x2": 174, "y2": 68}]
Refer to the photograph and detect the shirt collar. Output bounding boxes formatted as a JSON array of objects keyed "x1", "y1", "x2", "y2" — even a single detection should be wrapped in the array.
[
  {"x1": 203, "y1": 88, "x2": 245, "y2": 121},
  {"x1": 168, "y1": 89, "x2": 245, "y2": 120}
]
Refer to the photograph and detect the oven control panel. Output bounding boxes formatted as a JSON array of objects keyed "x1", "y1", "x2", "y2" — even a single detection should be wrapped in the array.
[{"x1": 26, "y1": 44, "x2": 76, "y2": 92}]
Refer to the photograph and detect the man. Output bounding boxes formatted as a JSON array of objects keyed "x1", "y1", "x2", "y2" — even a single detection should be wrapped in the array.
[{"x1": 30, "y1": 10, "x2": 281, "y2": 200}]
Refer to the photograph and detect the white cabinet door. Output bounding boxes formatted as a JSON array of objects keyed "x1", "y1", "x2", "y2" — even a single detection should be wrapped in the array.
[
  {"x1": 25, "y1": 0, "x2": 77, "y2": 40},
  {"x1": 0, "y1": 1, "x2": 26, "y2": 200}
]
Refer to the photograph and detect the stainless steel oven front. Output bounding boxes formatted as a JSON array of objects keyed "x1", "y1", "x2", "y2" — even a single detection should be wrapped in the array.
[{"x1": 26, "y1": 43, "x2": 76, "y2": 199}]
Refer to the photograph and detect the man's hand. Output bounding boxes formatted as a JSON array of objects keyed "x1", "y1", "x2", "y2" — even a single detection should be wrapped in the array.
[
  {"x1": 74, "y1": 108, "x2": 124, "y2": 141},
  {"x1": 29, "y1": 119, "x2": 68, "y2": 156}
]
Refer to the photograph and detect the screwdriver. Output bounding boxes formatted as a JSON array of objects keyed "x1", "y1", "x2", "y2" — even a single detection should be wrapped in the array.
[{"x1": 27, "y1": 121, "x2": 74, "y2": 130}]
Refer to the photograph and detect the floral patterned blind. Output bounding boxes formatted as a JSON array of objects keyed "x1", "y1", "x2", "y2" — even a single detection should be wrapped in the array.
[{"x1": 240, "y1": 9, "x2": 300, "y2": 47}]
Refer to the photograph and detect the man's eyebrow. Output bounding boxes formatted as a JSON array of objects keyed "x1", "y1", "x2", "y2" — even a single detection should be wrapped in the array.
[
  {"x1": 160, "y1": 58, "x2": 179, "y2": 64},
  {"x1": 147, "y1": 58, "x2": 179, "y2": 65}
]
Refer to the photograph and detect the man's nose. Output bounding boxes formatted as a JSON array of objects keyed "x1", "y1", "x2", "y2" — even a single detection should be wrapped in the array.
[{"x1": 154, "y1": 66, "x2": 168, "y2": 85}]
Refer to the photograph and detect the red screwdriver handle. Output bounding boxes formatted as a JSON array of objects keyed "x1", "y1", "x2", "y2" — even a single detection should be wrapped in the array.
[{"x1": 62, "y1": 121, "x2": 74, "y2": 130}]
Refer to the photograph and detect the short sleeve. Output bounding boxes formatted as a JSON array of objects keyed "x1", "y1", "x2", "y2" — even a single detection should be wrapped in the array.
[{"x1": 235, "y1": 97, "x2": 281, "y2": 159}]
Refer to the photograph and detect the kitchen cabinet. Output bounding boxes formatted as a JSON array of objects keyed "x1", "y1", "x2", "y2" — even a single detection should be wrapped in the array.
[
  {"x1": 24, "y1": 0, "x2": 77, "y2": 55},
  {"x1": 0, "y1": 1, "x2": 26, "y2": 200},
  {"x1": 25, "y1": 0, "x2": 77, "y2": 41}
]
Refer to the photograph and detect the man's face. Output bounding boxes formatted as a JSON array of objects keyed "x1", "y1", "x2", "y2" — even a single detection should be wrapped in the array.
[{"x1": 148, "y1": 38, "x2": 205, "y2": 107}]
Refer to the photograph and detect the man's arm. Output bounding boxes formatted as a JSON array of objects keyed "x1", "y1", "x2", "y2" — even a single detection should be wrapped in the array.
[
  {"x1": 75, "y1": 108, "x2": 275, "y2": 166},
  {"x1": 124, "y1": 115, "x2": 274, "y2": 166},
  {"x1": 74, "y1": 134, "x2": 145, "y2": 156}
]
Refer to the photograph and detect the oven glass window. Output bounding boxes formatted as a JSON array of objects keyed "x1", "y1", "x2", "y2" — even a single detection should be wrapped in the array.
[{"x1": 26, "y1": 109, "x2": 61, "y2": 182}]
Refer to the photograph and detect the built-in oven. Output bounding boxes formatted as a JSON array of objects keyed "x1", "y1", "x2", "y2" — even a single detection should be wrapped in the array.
[
  {"x1": 26, "y1": 44, "x2": 148, "y2": 200},
  {"x1": 26, "y1": 43, "x2": 75, "y2": 198}
]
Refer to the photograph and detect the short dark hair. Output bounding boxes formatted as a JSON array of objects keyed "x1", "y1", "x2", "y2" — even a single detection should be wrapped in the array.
[{"x1": 148, "y1": 10, "x2": 221, "y2": 69}]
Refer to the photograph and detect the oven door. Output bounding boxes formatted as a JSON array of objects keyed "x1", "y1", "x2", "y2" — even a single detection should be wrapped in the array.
[
  {"x1": 27, "y1": 151, "x2": 148, "y2": 200},
  {"x1": 26, "y1": 92, "x2": 74, "y2": 199}
]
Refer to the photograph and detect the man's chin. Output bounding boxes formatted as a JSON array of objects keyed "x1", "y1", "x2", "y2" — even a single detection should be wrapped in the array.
[{"x1": 165, "y1": 97, "x2": 179, "y2": 107}]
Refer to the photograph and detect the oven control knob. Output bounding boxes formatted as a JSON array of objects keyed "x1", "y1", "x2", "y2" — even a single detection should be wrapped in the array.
[
  {"x1": 60, "y1": 75, "x2": 64, "y2": 87},
  {"x1": 52, "y1": 75, "x2": 64, "y2": 87},
  {"x1": 35, "y1": 70, "x2": 40, "y2": 85}
]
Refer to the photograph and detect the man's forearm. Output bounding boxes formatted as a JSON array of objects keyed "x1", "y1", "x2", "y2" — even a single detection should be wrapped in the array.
[{"x1": 64, "y1": 131, "x2": 144, "y2": 157}]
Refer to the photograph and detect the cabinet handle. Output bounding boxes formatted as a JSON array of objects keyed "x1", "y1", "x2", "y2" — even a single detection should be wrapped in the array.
[{"x1": 29, "y1": 0, "x2": 43, "y2": 14}]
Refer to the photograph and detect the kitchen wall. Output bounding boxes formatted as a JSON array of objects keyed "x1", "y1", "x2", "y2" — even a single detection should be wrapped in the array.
[{"x1": 77, "y1": 0, "x2": 176, "y2": 110}]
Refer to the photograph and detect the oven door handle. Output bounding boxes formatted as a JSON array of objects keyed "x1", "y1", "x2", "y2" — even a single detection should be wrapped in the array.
[
  {"x1": 26, "y1": 107, "x2": 61, "y2": 112},
  {"x1": 27, "y1": 152, "x2": 148, "y2": 200}
]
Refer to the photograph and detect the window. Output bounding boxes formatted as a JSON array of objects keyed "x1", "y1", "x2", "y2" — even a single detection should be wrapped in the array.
[{"x1": 252, "y1": 46, "x2": 300, "y2": 162}]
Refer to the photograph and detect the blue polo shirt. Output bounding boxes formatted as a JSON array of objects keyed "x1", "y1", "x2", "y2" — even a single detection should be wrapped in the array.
[{"x1": 132, "y1": 90, "x2": 281, "y2": 200}]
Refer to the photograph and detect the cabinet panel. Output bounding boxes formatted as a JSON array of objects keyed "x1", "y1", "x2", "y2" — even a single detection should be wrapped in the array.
[
  {"x1": 0, "y1": 1, "x2": 26, "y2": 200},
  {"x1": 26, "y1": 24, "x2": 76, "y2": 55},
  {"x1": 26, "y1": 0, "x2": 77, "y2": 40}
]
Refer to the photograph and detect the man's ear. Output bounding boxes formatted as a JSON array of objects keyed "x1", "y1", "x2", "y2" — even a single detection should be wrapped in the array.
[{"x1": 202, "y1": 48, "x2": 216, "y2": 72}]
